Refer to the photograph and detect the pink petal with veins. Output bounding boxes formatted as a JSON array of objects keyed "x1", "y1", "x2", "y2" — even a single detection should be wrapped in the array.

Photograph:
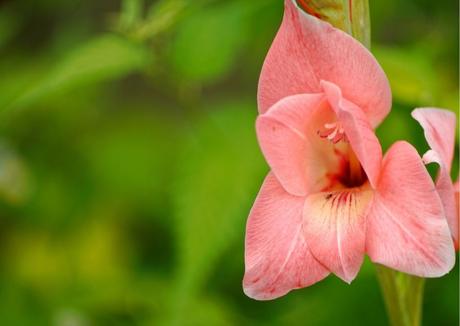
[
  {"x1": 303, "y1": 187, "x2": 373, "y2": 283},
  {"x1": 244, "y1": 173, "x2": 329, "y2": 300},
  {"x1": 366, "y1": 141, "x2": 455, "y2": 277},
  {"x1": 256, "y1": 93, "x2": 340, "y2": 196},
  {"x1": 258, "y1": 0, "x2": 391, "y2": 127}
]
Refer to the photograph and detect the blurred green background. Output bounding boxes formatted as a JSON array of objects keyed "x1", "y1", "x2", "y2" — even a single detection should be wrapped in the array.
[{"x1": 0, "y1": 0, "x2": 458, "y2": 325}]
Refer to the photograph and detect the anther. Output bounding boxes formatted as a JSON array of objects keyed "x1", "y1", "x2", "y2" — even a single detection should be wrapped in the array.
[{"x1": 318, "y1": 122, "x2": 348, "y2": 143}]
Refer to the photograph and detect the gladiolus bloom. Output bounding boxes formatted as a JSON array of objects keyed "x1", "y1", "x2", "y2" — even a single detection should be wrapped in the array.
[
  {"x1": 243, "y1": 0, "x2": 455, "y2": 300},
  {"x1": 412, "y1": 108, "x2": 459, "y2": 249}
]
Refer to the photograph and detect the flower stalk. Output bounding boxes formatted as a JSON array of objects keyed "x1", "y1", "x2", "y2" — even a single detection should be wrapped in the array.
[{"x1": 376, "y1": 265, "x2": 425, "y2": 326}]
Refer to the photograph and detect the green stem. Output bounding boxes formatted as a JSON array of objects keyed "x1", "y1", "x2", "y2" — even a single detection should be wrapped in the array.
[
  {"x1": 350, "y1": 0, "x2": 371, "y2": 49},
  {"x1": 375, "y1": 265, "x2": 425, "y2": 326}
]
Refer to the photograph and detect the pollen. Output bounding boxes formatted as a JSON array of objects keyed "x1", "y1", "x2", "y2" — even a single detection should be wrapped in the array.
[{"x1": 318, "y1": 122, "x2": 348, "y2": 144}]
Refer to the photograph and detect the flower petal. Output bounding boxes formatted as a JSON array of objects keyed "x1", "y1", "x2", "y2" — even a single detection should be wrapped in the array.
[
  {"x1": 244, "y1": 172, "x2": 329, "y2": 300},
  {"x1": 256, "y1": 93, "x2": 339, "y2": 196},
  {"x1": 422, "y1": 150, "x2": 458, "y2": 249},
  {"x1": 412, "y1": 108, "x2": 456, "y2": 171},
  {"x1": 366, "y1": 141, "x2": 455, "y2": 277},
  {"x1": 321, "y1": 80, "x2": 382, "y2": 188},
  {"x1": 303, "y1": 187, "x2": 373, "y2": 283},
  {"x1": 412, "y1": 108, "x2": 458, "y2": 247},
  {"x1": 258, "y1": 0, "x2": 391, "y2": 127}
]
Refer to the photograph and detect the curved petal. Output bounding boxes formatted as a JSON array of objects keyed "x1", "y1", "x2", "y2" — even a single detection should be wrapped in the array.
[
  {"x1": 244, "y1": 173, "x2": 329, "y2": 300},
  {"x1": 258, "y1": 0, "x2": 391, "y2": 127},
  {"x1": 412, "y1": 108, "x2": 458, "y2": 248},
  {"x1": 412, "y1": 108, "x2": 456, "y2": 171},
  {"x1": 321, "y1": 80, "x2": 382, "y2": 188},
  {"x1": 366, "y1": 141, "x2": 455, "y2": 277},
  {"x1": 303, "y1": 187, "x2": 373, "y2": 283},
  {"x1": 422, "y1": 150, "x2": 458, "y2": 249},
  {"x1": 256, "y1": 93, "x2": 339, "y2": 196}
]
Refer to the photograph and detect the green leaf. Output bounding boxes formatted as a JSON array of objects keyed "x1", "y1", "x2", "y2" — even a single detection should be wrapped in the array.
[
  {"x1": 131, "y1": 0, "x2": 189, "y2": 41},
  {"x1": 118, "y1": 0, "x2": 144, "y2": 31},
  {"x1": 5, "y1": 34, "x2": 150, "y2": 112},
  {"x1": 170, "y1": 1, "x2": 252, "y2": 84}
]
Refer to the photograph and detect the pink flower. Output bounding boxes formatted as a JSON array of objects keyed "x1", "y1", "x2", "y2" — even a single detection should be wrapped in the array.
[
  {"x1": 243, "y1": 0, "x2": 455, "y2": 300},
  {"x1": 412, "y1": 108, "x2": 459, "y2": 250}
]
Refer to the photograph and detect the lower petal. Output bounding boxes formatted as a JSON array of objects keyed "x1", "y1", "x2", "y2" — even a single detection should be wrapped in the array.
[
  {"x1": 244, "y1": 173, "x2": 329, "y2": 300},
  {"x1": 366, "y1": 141, "x2": 455, "y2": 277},
  {"x1": 303, "y1": 187, "x2": 373, "y2": 283}
]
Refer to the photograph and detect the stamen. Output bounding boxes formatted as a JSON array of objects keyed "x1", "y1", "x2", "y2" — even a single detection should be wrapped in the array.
[
  {"x1": 318, "y1": 121, "x2": 347, "y2": 144},
  {"x1": 327, "y1": 127, "x2": 338, "y2": 140}
]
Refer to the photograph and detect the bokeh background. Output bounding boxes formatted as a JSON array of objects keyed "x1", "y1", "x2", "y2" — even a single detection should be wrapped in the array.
[{"x1": 0, "y1": 0, "x2": 458, "y2": 325}]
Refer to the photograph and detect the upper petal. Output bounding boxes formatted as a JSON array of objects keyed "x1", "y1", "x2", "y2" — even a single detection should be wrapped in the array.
[
  {"x1": 366, "y1": 141, "x2": 455, "y2": 277},
  {"x1": 256, "y1": 93, "x2": 339, "y2": 196},
  {"x1": 303, "y1": 187, "x2": 373, "y2": 283},
  {"x1": 321, "y1": 80, "x2": 383, "y2": 188},
  {"x1": 243, "y1": 172, "x2": 329, "y2": 300},
  {"x1": 258, "y1": 0, "x2": 391, "y2": 127}
]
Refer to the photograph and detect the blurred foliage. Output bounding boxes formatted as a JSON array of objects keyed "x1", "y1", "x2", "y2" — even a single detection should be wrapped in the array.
[
  {"x1": 4, "y1": 35, "x2": 150, "y2": 115},
  {"x1": 0, "y1": 0, "x2": 457, "y2": 325}
]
